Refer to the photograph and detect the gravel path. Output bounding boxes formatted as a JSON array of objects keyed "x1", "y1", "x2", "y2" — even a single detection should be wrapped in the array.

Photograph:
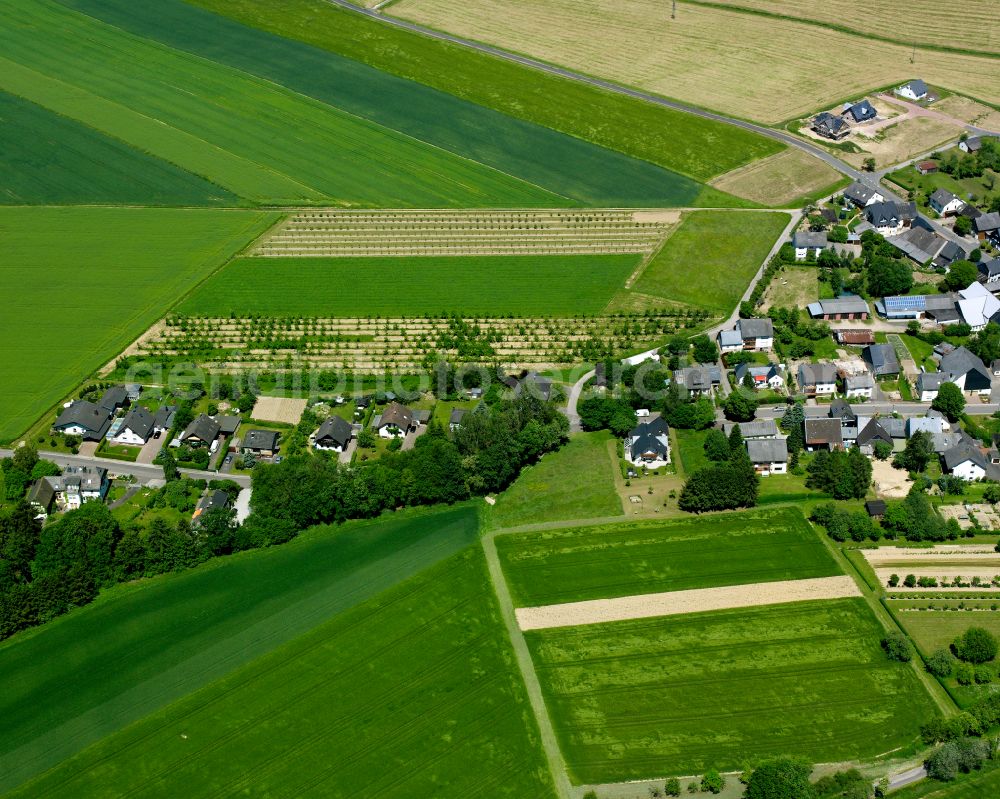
[{"x1": 515, "y1": 576, "x2": 860, "y2": 631}]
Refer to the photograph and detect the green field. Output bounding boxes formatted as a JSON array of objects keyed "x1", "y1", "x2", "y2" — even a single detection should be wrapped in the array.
[
  {"x1": 12, "y1": 545, "x2": 557, "y2": 799},
  {"x1": 891, "y1": 760, "x2": 1000, "y2": 799},
  {"x1": 177, "y1": 254, "x2": 641, "y2": 317},
  {"x1": 0, "y1": 90, "x2": 236, "y2": 206},
  {"x1": 633, "y1": 211, "x2": 791, "y2": 313},
  {"x1": 49, "y1": 0, "x2": 732, "y2": 209},
  {"x1": 0, "y1": 206, "x2": 275, "y2": 442},
  {"x1": 527, "y1": 598, "x2": 936, "y2": 783},
  {"x1": 0, "y1": 506, "x2": 479, "y2": 792},
  {"x1": 185, "y1": 0, "x2": 784, "y2": 184},
  {"x1": 675, "y1": 428, "x2": 711, "y2": 475},
  {"x1": 496, "y1": 507, "x2": 839, "y2": 607},
  {"x1": 894, "y1": 610, "x2": 1000, "y2": 654},
  {"x1": 485, "y1": 431, "x2": 623, "y2": 531}
]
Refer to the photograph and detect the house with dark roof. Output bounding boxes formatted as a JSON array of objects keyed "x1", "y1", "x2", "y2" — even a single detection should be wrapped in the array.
[
  {"x1": 625, "y1": 416, "x2": 670, "y2": 467},
  {"x1": 792, "y1": 231, "x2": 828, "y2": 260},
  {"x1": 376, "y1": 402, "x2": 416, "y2": 438},
  {"x1": 975, "y1": 212, "x2": 1000, "y2": 246},
  {"x1": 53, "y1": 401, "x2": 111, "y2": 441},
  {"x1": 181, "y1": 414, "x2": 221, "y2": 447},
  {"x1": 844, "y1": 99, "x2": 876, "y2": 123},
  {"x1": 192, "y1": 489, "x2": 231, "y2": 527},
  {"x1": 830, "y1": 398, "x2": 856, "y2": 424},
  {"x1": 929, "y1": 188, "x2": 965, "y2": 217},
  {"x1": 449, "y1": 408, "x2": 467, "y2": 432},
  {"x1": 111, "y1": 405, "x2": 155, "y2": 446},
  {"x1": 217, "y1": 416, "x2": 242, "y2": 437},
  {"x1": 736, "y1": 318, "x2": 773, "y2": 351},
  {"x1": 153, "y1": 405, "x2": 176, "y2": 435},
  {"x1": 844, "y1": 373, "x2": 874, "y2": 398},
  {"x1": 27, "y1": 479, "x2": 56, "y2": 519},
  {"x1": 960, "y1": 135, "x2": 997, "y2": 154},
  {"x1": 44, "y1": 466, "x2": 108, "y2": 510},
  {"x1": 843, "y1": 182, "x2": 884, "y2": 208},
  {"x1": 888, "y1": 225, "x2": 949, "y2": 265},
  {"x1": 807, "y1": 296, "x2": 869, "y2": 320},
  {"x1": 812, "y1": 112, "x2": 850, "y2": 140},
  {"x1": 979, "y1": 258, "x2": 1000, "y2": 286},
  {"x1": 896, "y1": 79, "x2": 928, "y2": 101},
  {"x1": 674, "y1": 366, "x2": 721, "y2": 396},
  {"x1": 313, "y1": 416, "x2": 353, "y2": 452},
  {"x1": 805, "y1": 418, "x2": 844, "y2": 451},
  {"x1": 798, "y1": 363, "x2": 838, "y2": 396},
  {"x1": 943, "y1": 439, "x2": 988, "y2": 481},
  {"x1": 863, "y1": 344, "x2": 901, "y2": 378},
  {"x1": 513, "y1": 372, "x2": 554, "y2": 402},
  {"x1": 856, "y1": 419, "x2": 893, "y2": 453},
  {"x1": 734, "y1": 362, "x2": 783, "y2": 391},
  {"x1": 865, "y1": 500, "x2": 887, "y2": 518},
  {"x1": 746, "y1": 438, "x2": 788, "y2": 475},
  {"x1": 99, "y1": 385, "x2": 131, "y2": 415},
  {"x1": 241, "y1": 429, "x2": 280, "y2": 457},
  {"x1": 933, "y1": 241, "x2": 968, "y2": 272},
  {"x1": 937, "y1": 346, "x2": 993, "y2": 395},
  {"x1": 865, "y1": 201, "x2": 917, "y2": 236}
]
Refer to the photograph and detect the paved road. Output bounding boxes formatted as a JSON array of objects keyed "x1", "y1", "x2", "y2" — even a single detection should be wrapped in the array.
[
  {"x1": 886, "y1": 765, "x2": 927, "y2": 792},
  {"x1": 0, "y1": 449, "x2": 252, "y2": 488},
  {"x1": 755, "y1": 401, "x2": 999, "y2": 418}
]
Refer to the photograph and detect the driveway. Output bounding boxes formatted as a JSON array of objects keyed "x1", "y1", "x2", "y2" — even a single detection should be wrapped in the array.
[
  {"x1": 78, "y1": 441, "x2": 99, "y2": 457},
  {"x1": 338, "y1": 439, "x2": 357, "y2": 464},
  {"x1": 400, "y1": 427, "x2": 425, "y2": 451},
  {"x1": 136, "y1": 435, "x2": 164, "y2": 465}
]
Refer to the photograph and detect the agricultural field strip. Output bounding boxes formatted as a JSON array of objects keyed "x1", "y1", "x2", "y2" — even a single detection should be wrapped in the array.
[
  {"x1": 253, "y1": 209, "x2": 679, "y2": 257},
  {"x1": 515, "y1": 576, "x2": 861, "y2": 630},
  {"x1": 863, "y1": 547, "x2": 999, "y2": 561}
]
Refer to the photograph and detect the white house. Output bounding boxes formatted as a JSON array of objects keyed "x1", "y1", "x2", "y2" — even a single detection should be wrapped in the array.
[
  {"x1": 843, "y1": 182, "x2": 884, "y2": 208},
  {"x1": 943, "y1": 441, "x2": 987, "y2": 481},
  {"x1": 792, "y1": 231, "x2": 828, "y2": 261},
  {"x1": 43, "y1": 466, "x2": 108, "y2": 510},
  {"x1": 747, "y1": 438, "x2": 788, "y2": 476},
  {"x1": 734, "y1": 362, "x2": 783, "y2": 391},
  {"x1": 376, "y1": 402, "x2": 416, "y2": 438},
  {"x1": 717, "y1": 329, "x2": 743, "y2": 354},
  {"x1": 53, "y1": 400, "x2": 111, "y2": 441},
  {"x1": 957, "y1": 282, "x2": 1000, "y2": 333},
  {"x1": 865, "y1": 201, "x2": 917, "y2": 236},
  {"x1": 798, "y1": 363, "x2": 838, "y2": 396},
  {"x1": 111, "y1": 405, "x2": 154, "y2": 446},
  {"x1": 736, "y1": 318, "x2": 773, "y2": 352},
  {"x1": 929, "y1": 189, "x2": 965, "y2": 217},
  {"x1": 896, "y1": 79, "x2": 928, "y2": 101},
  {"x1": 625, "y1": 416, "x2": 671, "y2": 468},
  {"x1": 844, "y1": 373, "x2": 874, "y2": 399}
]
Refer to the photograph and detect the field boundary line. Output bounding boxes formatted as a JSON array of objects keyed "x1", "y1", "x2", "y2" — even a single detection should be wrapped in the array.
[
  {"x1": 481, "y1": 532, "x2": 573, "y2": 799},
  {"x1": 515, "y1": 576, "x2": 861, "y2": 630}
]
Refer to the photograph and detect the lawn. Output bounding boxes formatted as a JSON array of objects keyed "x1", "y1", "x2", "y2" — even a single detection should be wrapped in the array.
[
  {"x1": 186, "y1": 0, "x2": 784, "y2": 184},
  {"x1": 177, "y1": 254, "x2": 641, "y2": 317},
  {"x1": 891, "y1": 760, "x2": 1000, "y2": 799},
  {"x1": 631, "y1": 211, "x2": 791, "y2": 314},
  {"x1": 485, "y1": 431, "x2": 623, "y2": 531},
  {"x1": 675, "y1": 428, "x2": 711, "y2": 475},
  {"x1": 900, "y1": 332, "x2": 936, "y2": 371},
  {"x1": 887, "y1": 160, "x2": 996, "y2": 210},
  {"x1": 50, "y1": 0, "x2": 725, "y2": 209},
  {"x1": 0, "y1": 0, "x2": 560, "y2": 208},
  {"x1": 0, "y1": 207, "x2": 276, "y2": 443},
  {"x1": 11, "y1": 546, "x2": 557, "y2": 799},
  {"x1": 893, "y1": 609, "x2": 1000, "y2": 655},
  {"x1": 0, "y1": 505, "x2": 479, "y2": 792},
  {"x1": 496, "y1": 507, "x2": 840, "y2": 607},
  {"x1": 527, "y1": 598, "x2": 935, "y2": 783},
  {"x1": 0, "y1": 90, "x2": 236, "y2": 206}
]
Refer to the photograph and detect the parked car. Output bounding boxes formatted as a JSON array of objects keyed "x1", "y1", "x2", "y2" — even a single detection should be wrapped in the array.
[{"x1": 223, "y1": 454, "x2": 233, "y2": 466}]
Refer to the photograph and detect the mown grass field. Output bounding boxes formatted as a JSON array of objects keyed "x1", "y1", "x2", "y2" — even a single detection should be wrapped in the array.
[
  {"x1": 186, "y1": 0, "x2": 784, "y2": 184},
  {"x1": 391, "y1": 0, "x2": 999, "y2": 123},
  {"x1": 177, "y1": 253, "x2": 641, "y2": 317},
  {"x1": 0, "y1": 207, "x2": 275, "y2": 443},
  {"x1": 891, "y1": 760, "x2": 1000, "y2": 798},
  {"x1": 0, "y1": 506, "x2": 480, "y2": 793},
  {"x1": 893, "y1": 610, "x2": 1000, "y2": 654},
  {"x1": 527, "y1": 598, "x2": 935, "y2": 783},
  {"x1": 629, "y1": 211, "x2": 790, "y2": 314},
  {"x1": 496, "y1": 507, "x2": 839, "y2": 607},
  {"x1": 51, "y1": 0, "x2": 729, "y2": 209},
  {"x1": 12, "y1": 545, "x2": 557, "y2": 799},
  {"x1": 0, "y1": 90, "x2": 236, "y2": 206},
  {"x1": 485, "y1": 431, "x2": 623, "y2": 531}
]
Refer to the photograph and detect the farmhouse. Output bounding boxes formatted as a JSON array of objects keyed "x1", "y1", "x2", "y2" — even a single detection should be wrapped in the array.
[
  {"x1": 863, "y1": 344, "x2": 900, "y2": 378},
  {"x1": 792, "y1": 231, "x2": 827, "y2": 260},
  {"x1": 99, "y1": 384, "x2": 131, "y2": 415},
  {"x1": 53, "y1": 401, "x2": 111, "y2": 441},
  {"x1": 798, "y1": 363, "x2": 838, "y2": 396},
  {"x1": 807, "y1": 296, "x2": 869, "y2": 320},
  {"x1": 111, "y1": 405, "x2": 154, "y2": 446},
  {"x1": 845, "y1": 373, "x2": 875, "y2": 398},
  {"x1": 943, "y1": 439, "x2": 988, "y2": 481},
  {"x1": 804, "y1": 418, "x2": 844, "y2": 451},
  {"x1": 957, "y1": 281, "x2": 1000, "y2": 331},
  {"x1": 746, "y1": 438, "x2": 788, "y2": 475},
  {"x1": 43, "y1": 465, "x2": 108, "y2": 510},
  {"x1": 844, "y1": 99, "x2": 876, "y2": 123},
  {"x1": 877, "y1": 293, "x2": 959, "y2": 321},
  {"x1": 865, "y1": 201, "x2": 917, "y2": 236},
  {"x1": 180, "y1": 414, "x2": 221, "y2": 447},
  {"x1": 938, "y1": 346, "x2": 992, "y2": 395},
  {"x1": 843, "y1": 182, "x2": 884, "y2": 208},
  {"x1": 896, "y1": 79, "x2": 928, "y2": 101},
  {"x1": 674, "y1": 366, "x2": 721, "y2": 396},
  {"x1": 723, "y1": 420, "x2": 779, "y2": 440},
  {"x1": 888, "y1": 226, "x2": 949, "y2": 265},
  {"x1": 929, "y1": 189, "x2": 965, "y2": 217},
  {"x1": 313, "y1": 416, "x2": 353, "y2": 451},
  {"x1": 736, "y1": 317, "x2": 773, "y2": 351},
  {"x1": 734, "y1": 362, "x2": 783, "y2": 390},
  {"x1": 811, "y1": 112, "x2": 850, "y2": 140},
  {"x1": 376, "y1": 402, "x2": 416, "y2": 438},
  {"x1": 625, "y1": 416, "x2": 670, "y2": 468},
  {"x1": 974, "y1": 212, "x2": 1000, "y2": 246},
  {"x1": 241, "y1": 429, "x2": 280, "y2": 457},
  {"x1": 835, "y1": 329, "x2": 875, "y2": 345}
]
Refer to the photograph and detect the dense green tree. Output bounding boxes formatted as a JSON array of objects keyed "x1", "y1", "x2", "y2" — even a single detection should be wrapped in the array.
[
  {"x1": 700, "y1": 770, "x2": 724, "y2": 794},
  {"x1": 11, "y1": 446, "x2": 38, "y2": 475},
  {"x1": 882, "y1": 631, "x2": 913, "y2": 662},
  {"x1": 691, "y1": 335, "x2": 719, "y2": 364},
  {"x1": 664, "y1": 777, "x2": 681, "y2": 797},
  {"x1": 944, "y1": 259, "x2": 977, "y2": 290},
  {"x1": 703, "y1": 429, "x2": 730, "y2": 462},
  {"x1": 745, "y1": 758, "x2": 814, "y2": 799},
  {"x1": 867, "y1": 258, "x2": 913, "y2": 297},
  {"x1": 0, "y1": 502, "x2": 42, "y2": 584},
  {"x1": 953, "y1": 627, "x2": 999, "y2": 664},
  {"x1": 895, "y1": 430, "x2": 935, "y2": 473},
  {"x1": 926, "y1": 649, "x2": 956, "y2": 677},
  {"x1": 969, "y1": 322, "x2": 1000, "y2": 365},
  {"x1": 931, "y1": 381, "x2": 966, "y2": 421},
  {"x1": 723, "y1": 390, "x2": 758, "y2": 422}
]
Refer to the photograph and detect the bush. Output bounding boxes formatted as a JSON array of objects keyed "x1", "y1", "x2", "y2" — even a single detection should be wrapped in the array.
[
  {"x1": 956, "y1": 663, "x2": 975, "y2": 685},
  {"x1": 888, "y1": 573, "x2": 900, "y2": 587},
  {"x1": 664, "y1": 777, "x2": 681, "y2": 797},
  {"x1": 744, "y1": 758, "x2": 813, "y2": 799},
  {"x1": 926, "y1": 738, "x2": 991, "y2": 781},
  {"x1": 926, "y1": 649, "x2": 956, "y2": 678},
  {"x1": 953, "y1": 627, "x2": 999, "y2": 664},
  {"x1": 975, "y1": 665, "x2": 993, "y2": 685},
  {"x1": 904, "y1": 573, "x2": 917, "y2": 588},
  {"x1": 882, "y1": 631, "x2": 913, "y2": 662},
  {"x1": 700, "y1": 770, "x2": 724, "y2": 794}
]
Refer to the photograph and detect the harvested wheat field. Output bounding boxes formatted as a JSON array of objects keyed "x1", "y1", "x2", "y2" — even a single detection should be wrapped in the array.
[
  {"x1": 391, "y1": 0, "x2": 1000, "y2": 122},
  {"x1": 515, "y1": 575, "x2": 860, "y2": 630},
  {"x1": 863, "y1": 545, "x2": 1000, "y2": 563},
  {"x1": 710, "y1": 148, "x2": 844, "y2": 206},
  {"x1": 251, "y1": 396, "x2": 307, "y2": 424},
  {"x1": 843, "y1": 116, "x2": 963, "y2": 170},
  {"x1": 933, "y1": 96, "x2": 1000, "y2": 131}
]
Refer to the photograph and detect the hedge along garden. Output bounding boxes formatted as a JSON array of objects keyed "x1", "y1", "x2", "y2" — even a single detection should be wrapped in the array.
[
  {"x1": 0, "y1": 506, "x2": 480, "y2": 793},
  {"x1": 0, "y1": 90, "x2": 237, "y2": 206},
  {"x1": 526, "y1": 598, "x2": 937, "y2": 783},
  {"x1": 0, "y1": 207, "x2": 277, "y2": 443},
  {"x1": 10, "y1": 547, "x2": 558, "y2": 799}
]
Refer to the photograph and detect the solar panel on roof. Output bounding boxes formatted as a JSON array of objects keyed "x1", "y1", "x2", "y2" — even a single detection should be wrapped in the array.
[{"x1": 884, "y1": 295, "x2": 926, "y2": 311}]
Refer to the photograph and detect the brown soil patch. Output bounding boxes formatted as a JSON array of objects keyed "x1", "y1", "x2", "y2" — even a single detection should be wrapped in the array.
[
  {"x1": 871, "y1": 459, "x2": 911, "y2": 498},
  {"x1": 251, "y1": 396, "x2": 307, "y2": 424},
  {"x1": 842, "y1": 116, "x2": 962, "y2": 170},
  {"x1": 514, "y1": 576, "x2": 861, "y2": 630},
  {"x1": 710, "y1": 149, "x2": 843, "y2": 206},
  {"x1": 932, "y1": 96, "x2": 1000, "y2": 132}
]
